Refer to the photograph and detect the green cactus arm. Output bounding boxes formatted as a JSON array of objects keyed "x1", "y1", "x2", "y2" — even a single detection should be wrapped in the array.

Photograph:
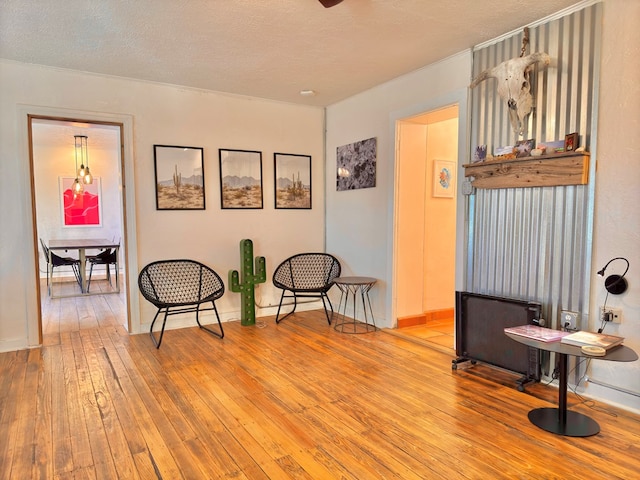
[
  {"x1": 254, "y1": 256, "x2": 267, "y2": 283},
  {"x1": 229, "y1": 270, "x2": 242, "y2": 292}
]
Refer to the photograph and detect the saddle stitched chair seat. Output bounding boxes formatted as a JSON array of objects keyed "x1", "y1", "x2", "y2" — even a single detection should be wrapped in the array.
[
  {"x1": 138, "y1": 259, "x2": 225, "y2": 348},
  {"x1": 40, "y1": 238, "x2": 82, "y2": 295},
  {"x1": 272, "y1": 253, "x2": 341, "y2": 324}
]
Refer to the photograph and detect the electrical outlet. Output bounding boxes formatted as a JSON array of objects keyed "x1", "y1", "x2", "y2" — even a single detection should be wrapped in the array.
[
  {"x1": 600, "y1": 306, "x2": 623, "y2": 324},
  {"x1": 560, "y1": 310, "x2": 579, "y2": 330}
]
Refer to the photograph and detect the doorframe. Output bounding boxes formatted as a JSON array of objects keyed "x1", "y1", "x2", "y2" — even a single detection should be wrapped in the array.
[
  {"x1": 19, "y1": 105, "x2": 140, "y2": 344},
  {"x1": 387, "y1": 88, "x2": 469, "y2": 329}
]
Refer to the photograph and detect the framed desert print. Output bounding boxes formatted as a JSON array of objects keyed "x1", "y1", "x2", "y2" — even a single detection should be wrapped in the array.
[
  {"x1": 433, "y1": 160, "x2": 456, "y2": 198},
  {"x1": 153, "y1": 145, "x2": 205, "y2": 210},
  {"x1": 274, "y1": 153, "x2": 311, "y2": 209},
  {"x1": 219, "y1": 149, "x2": 263, "y2": 209},
  {"x1": 59, "y1": 176, "x2": 102, "y2": 226}
]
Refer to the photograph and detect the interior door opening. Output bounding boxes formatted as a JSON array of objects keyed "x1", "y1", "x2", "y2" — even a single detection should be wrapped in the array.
[
  {"x1": 29, "y1": 115, "x2": 130, "y2": 342},
  {"x1": 393, "y1": 105, "x2": 459, "y2": 351}
]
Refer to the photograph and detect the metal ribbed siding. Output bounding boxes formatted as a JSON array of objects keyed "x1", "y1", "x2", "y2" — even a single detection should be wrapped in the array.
[{"x1": 467, "y1": 3, "x2": 602, "y2": 334}]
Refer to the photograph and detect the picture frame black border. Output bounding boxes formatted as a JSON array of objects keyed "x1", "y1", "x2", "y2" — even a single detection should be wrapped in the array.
[
  {"x1": 153, "y1": 144, "x2": 205, "y2": 211},
  {"x1": 274, "y1": 152, "x2": 312, "y2": 210},
  {"x1": 218, "y1": 148, "x2": 264, "y2": 209}
]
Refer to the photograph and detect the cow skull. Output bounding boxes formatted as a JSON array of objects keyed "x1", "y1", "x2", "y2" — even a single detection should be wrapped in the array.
[{"x1": 470, "y1": 52, "x2": 551, "y2": 135}]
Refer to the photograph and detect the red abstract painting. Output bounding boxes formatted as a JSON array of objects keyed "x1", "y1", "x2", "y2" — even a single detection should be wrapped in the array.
[{"x1": 61, "y1": 177, "x2": 101, "y2": 226}]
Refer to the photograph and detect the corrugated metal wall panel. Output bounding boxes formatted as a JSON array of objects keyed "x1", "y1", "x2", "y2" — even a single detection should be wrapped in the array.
[{"x1": 467, "y1": 3, "x2": 601, "y2": 334}]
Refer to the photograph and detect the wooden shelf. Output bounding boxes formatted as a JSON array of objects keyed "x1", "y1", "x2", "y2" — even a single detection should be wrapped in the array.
[{"x1": 463, "y1": 152, "x2": 590, "y2": 189}]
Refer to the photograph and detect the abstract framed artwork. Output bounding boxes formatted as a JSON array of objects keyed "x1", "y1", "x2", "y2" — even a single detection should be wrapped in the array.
[
  {"x1": 60, "y1": 176, "x2": 102, "y2": 226},
  {"x1": 336, "y1": 137, "x2": 376, "y2": 191},
  {"x1": 433, "y1": 160, "x2": 456, "y2": 198},
  {"x1": 219, "y1": 149, "x2": 263, "y2": 209},
  {"x1": 274, "y1": 153, "x2": 311, "y2": 209},
  {"x1": 153, "y1": 145, "x2": 205, "y2": 210}
]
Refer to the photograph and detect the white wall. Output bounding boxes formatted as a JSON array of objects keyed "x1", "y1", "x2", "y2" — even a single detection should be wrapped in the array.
[
  {"x1": 0, "y1": 61, "x2": 326, "y2": 349},
  {"x1": 325, "y1": 52, "x2": 471, "y2": 328},
  {"x1": 586, "y1": 0, "x2": 640, "y2": 410}
]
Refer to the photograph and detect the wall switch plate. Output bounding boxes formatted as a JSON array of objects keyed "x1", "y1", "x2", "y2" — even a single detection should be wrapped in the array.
[
  {"x1": 560, "y1": 310, "x2": 579, "y2": 330},
  {"x1": 600, "y1": 306, "x2": 622, "y2": 324},
  {"x1": 462, "y1": 179, "x2": 475, "y2": 195}
]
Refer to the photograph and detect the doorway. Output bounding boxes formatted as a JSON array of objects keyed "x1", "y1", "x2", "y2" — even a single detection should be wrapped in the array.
[
  {"x1": 393, "y1": 105, "x2": 459, "y2": 351},
  {"x1": 29, "y1": 115, "x2": 130, "y2": 342}
]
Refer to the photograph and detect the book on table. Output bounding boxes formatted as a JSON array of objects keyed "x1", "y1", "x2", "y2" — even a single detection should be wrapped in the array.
[
  {"x1": 560, "y1": 331, "x2": 624, "y2": 350},
  {"x1": 504, "y1": 325, "x2": 570, "y2": 342}
]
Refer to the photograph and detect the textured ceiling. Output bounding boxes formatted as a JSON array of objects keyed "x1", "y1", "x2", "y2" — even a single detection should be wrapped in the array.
[{"x1": 1, "y1": 0, "x2": 578, "y2": 107}]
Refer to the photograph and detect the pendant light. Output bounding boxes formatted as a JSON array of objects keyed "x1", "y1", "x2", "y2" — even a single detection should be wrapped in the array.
[{"x1": 74, "y1": 135, "x2": 93, "y2": 185}]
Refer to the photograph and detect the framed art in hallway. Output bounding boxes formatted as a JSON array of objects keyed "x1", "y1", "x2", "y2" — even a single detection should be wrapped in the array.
[
  {"x1": 59, "y1": 176, "x2": 102, "y2": 226},
  {"x1": 274, "y1": 153, "x2": 311, "y2": 209},
  {"x1": 219, "y1": 149, "x2": 263, "y2": 209},
  {"x1": 433, "y1": 160, "x2": 456, "y2": 198}
]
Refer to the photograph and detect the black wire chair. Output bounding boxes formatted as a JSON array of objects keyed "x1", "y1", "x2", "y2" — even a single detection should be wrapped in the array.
[
  {"x1": 138, "y1": 259, "x2": 225, "y2": 348},
  {"x1": 40, "y1": 238, "x2": 81, "y2": 295},
  {"x1": 86, "y1": 246, "x2": 119, "y2": 292},
  {"x1": 272, "y1": 253, "x2": 341, "y2": 324}
]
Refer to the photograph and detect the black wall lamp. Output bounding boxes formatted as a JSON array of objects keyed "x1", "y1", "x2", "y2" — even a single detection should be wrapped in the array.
[{"x1": 597, "y1": 257, "x2": 629, "y2": 295}]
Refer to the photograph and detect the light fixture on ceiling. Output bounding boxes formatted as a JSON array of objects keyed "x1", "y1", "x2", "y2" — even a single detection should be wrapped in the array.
[
  {"x1": 74, "y1": 135, "x2": 93, "y2": 191},
  {"x1": 299, "y1": 89, "x2": 316, "y2": 97},
  {"x1": 597, "y1": 256, "x2": 629, "y2": 295}
]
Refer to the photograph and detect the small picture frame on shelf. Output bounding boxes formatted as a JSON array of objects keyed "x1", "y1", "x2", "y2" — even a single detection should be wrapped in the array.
[
  {"x1": 564, "y1": 133, "x2": 579, "y2": 152},
  {"x1": 472, "y1": 145, "x2": 487, "y2": 163},
  {"x1": 514, "y1": 139, "x2": 534, "y2": 158}
]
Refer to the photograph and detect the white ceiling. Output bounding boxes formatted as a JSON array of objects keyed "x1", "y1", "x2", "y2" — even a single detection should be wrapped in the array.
[{"x1": 1, "y1": 0, "x2": 578, "y2": 107}]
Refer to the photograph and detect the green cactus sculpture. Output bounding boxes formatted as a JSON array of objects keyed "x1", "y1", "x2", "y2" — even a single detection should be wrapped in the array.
[{"x1": 229, "y1": 239, "x2": 266, "y2": 326}]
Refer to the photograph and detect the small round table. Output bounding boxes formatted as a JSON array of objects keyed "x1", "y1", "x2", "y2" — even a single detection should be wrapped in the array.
[
  {"x1": 506, "y1": 331, "x2": 638, "y2": 437},
  {"x1": 333, "y1": 276, "x2": 377, "y2": 333}
]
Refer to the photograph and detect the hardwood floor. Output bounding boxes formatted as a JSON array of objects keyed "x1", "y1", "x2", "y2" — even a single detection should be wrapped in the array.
[
  {"x1": 1, "y1": 286, "x2": 639, "y2": 479},
  {"x1": 388, "y1": 319, "x2": 455, "y2": 353}
]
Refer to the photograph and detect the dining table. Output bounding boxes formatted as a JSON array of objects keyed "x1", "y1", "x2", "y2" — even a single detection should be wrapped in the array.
[{"x1": 48, "y1": 238, "x2": 120, "y2": 297}]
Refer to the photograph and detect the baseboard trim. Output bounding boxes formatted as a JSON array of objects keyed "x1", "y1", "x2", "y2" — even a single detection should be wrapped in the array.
[{"x1": 397, "y1": 308, "x2": 454, "y2": 328}]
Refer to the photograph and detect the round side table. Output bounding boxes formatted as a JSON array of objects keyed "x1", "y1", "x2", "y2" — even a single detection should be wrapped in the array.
[{"x1": 333, "y1": 276, "x2": 377, "y2": 333}]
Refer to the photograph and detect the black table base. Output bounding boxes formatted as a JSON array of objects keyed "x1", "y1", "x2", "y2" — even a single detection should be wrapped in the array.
[{"x1": 528, "y1": 407, "x2": 600, "y2": 437}]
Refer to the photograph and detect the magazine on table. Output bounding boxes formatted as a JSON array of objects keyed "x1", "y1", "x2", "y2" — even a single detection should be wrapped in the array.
[
  {"x1": 560, "y1": 331, "x2": 624, "y2": 350},
  {"x1": 504, "y1": 325, "x2": 571, "y2": 342}
]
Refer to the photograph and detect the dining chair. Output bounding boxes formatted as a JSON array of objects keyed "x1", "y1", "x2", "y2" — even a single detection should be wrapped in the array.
[
  {"x1": 40, "y1": 238, "x2": 82, "y2": 295},
  {"x1": 86, "y1": 241, "x2": 119, "y2": 292}
]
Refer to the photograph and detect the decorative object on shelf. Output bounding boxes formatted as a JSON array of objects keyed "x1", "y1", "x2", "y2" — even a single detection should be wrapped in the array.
[
  {"x1": 472, "y1": 145, "x2": 487, "y2": 163},
  {"x1": 228, "y1": 239, "x2": 266, "y2": 326},
  {"x1": 153, "y1": 145, "x2": 205, "y2": 210},
  {"x1": 564, "y1": 132, "x2": 579, "y2": 152},
  {"x1": 494, "y1": 145, "x2": 514, "y2": 156},
  {"x1": 274, "y1": 153, "x2": 311, "y2": 209},
  {"x1": 514, "y1": 139, "x2": 534, "y2": 158},
  {"x1": 539, "y1": 140, "x2": 565, "y2": 153},
  {"x1": 433, "y1": 159, "x2": 456, "y2": 198},
  {"x1": 597, "y1": 256, "x2": 629, "y2": 295},
  {"x1": 336, "y1": 137, "x2": 376, "y2": 191},
  {"x1": 219, "y1": 149, "x2": 263, "y2": 209},
  {"x1": 530, "y1": 148, "x2": 543, "y2": 157},
  {"x1": 470, "y1": 28, "x2": 551, "y2": 135},
  {"x1": 59, "y1": 176, "x2": 102, "y2": 226}
]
